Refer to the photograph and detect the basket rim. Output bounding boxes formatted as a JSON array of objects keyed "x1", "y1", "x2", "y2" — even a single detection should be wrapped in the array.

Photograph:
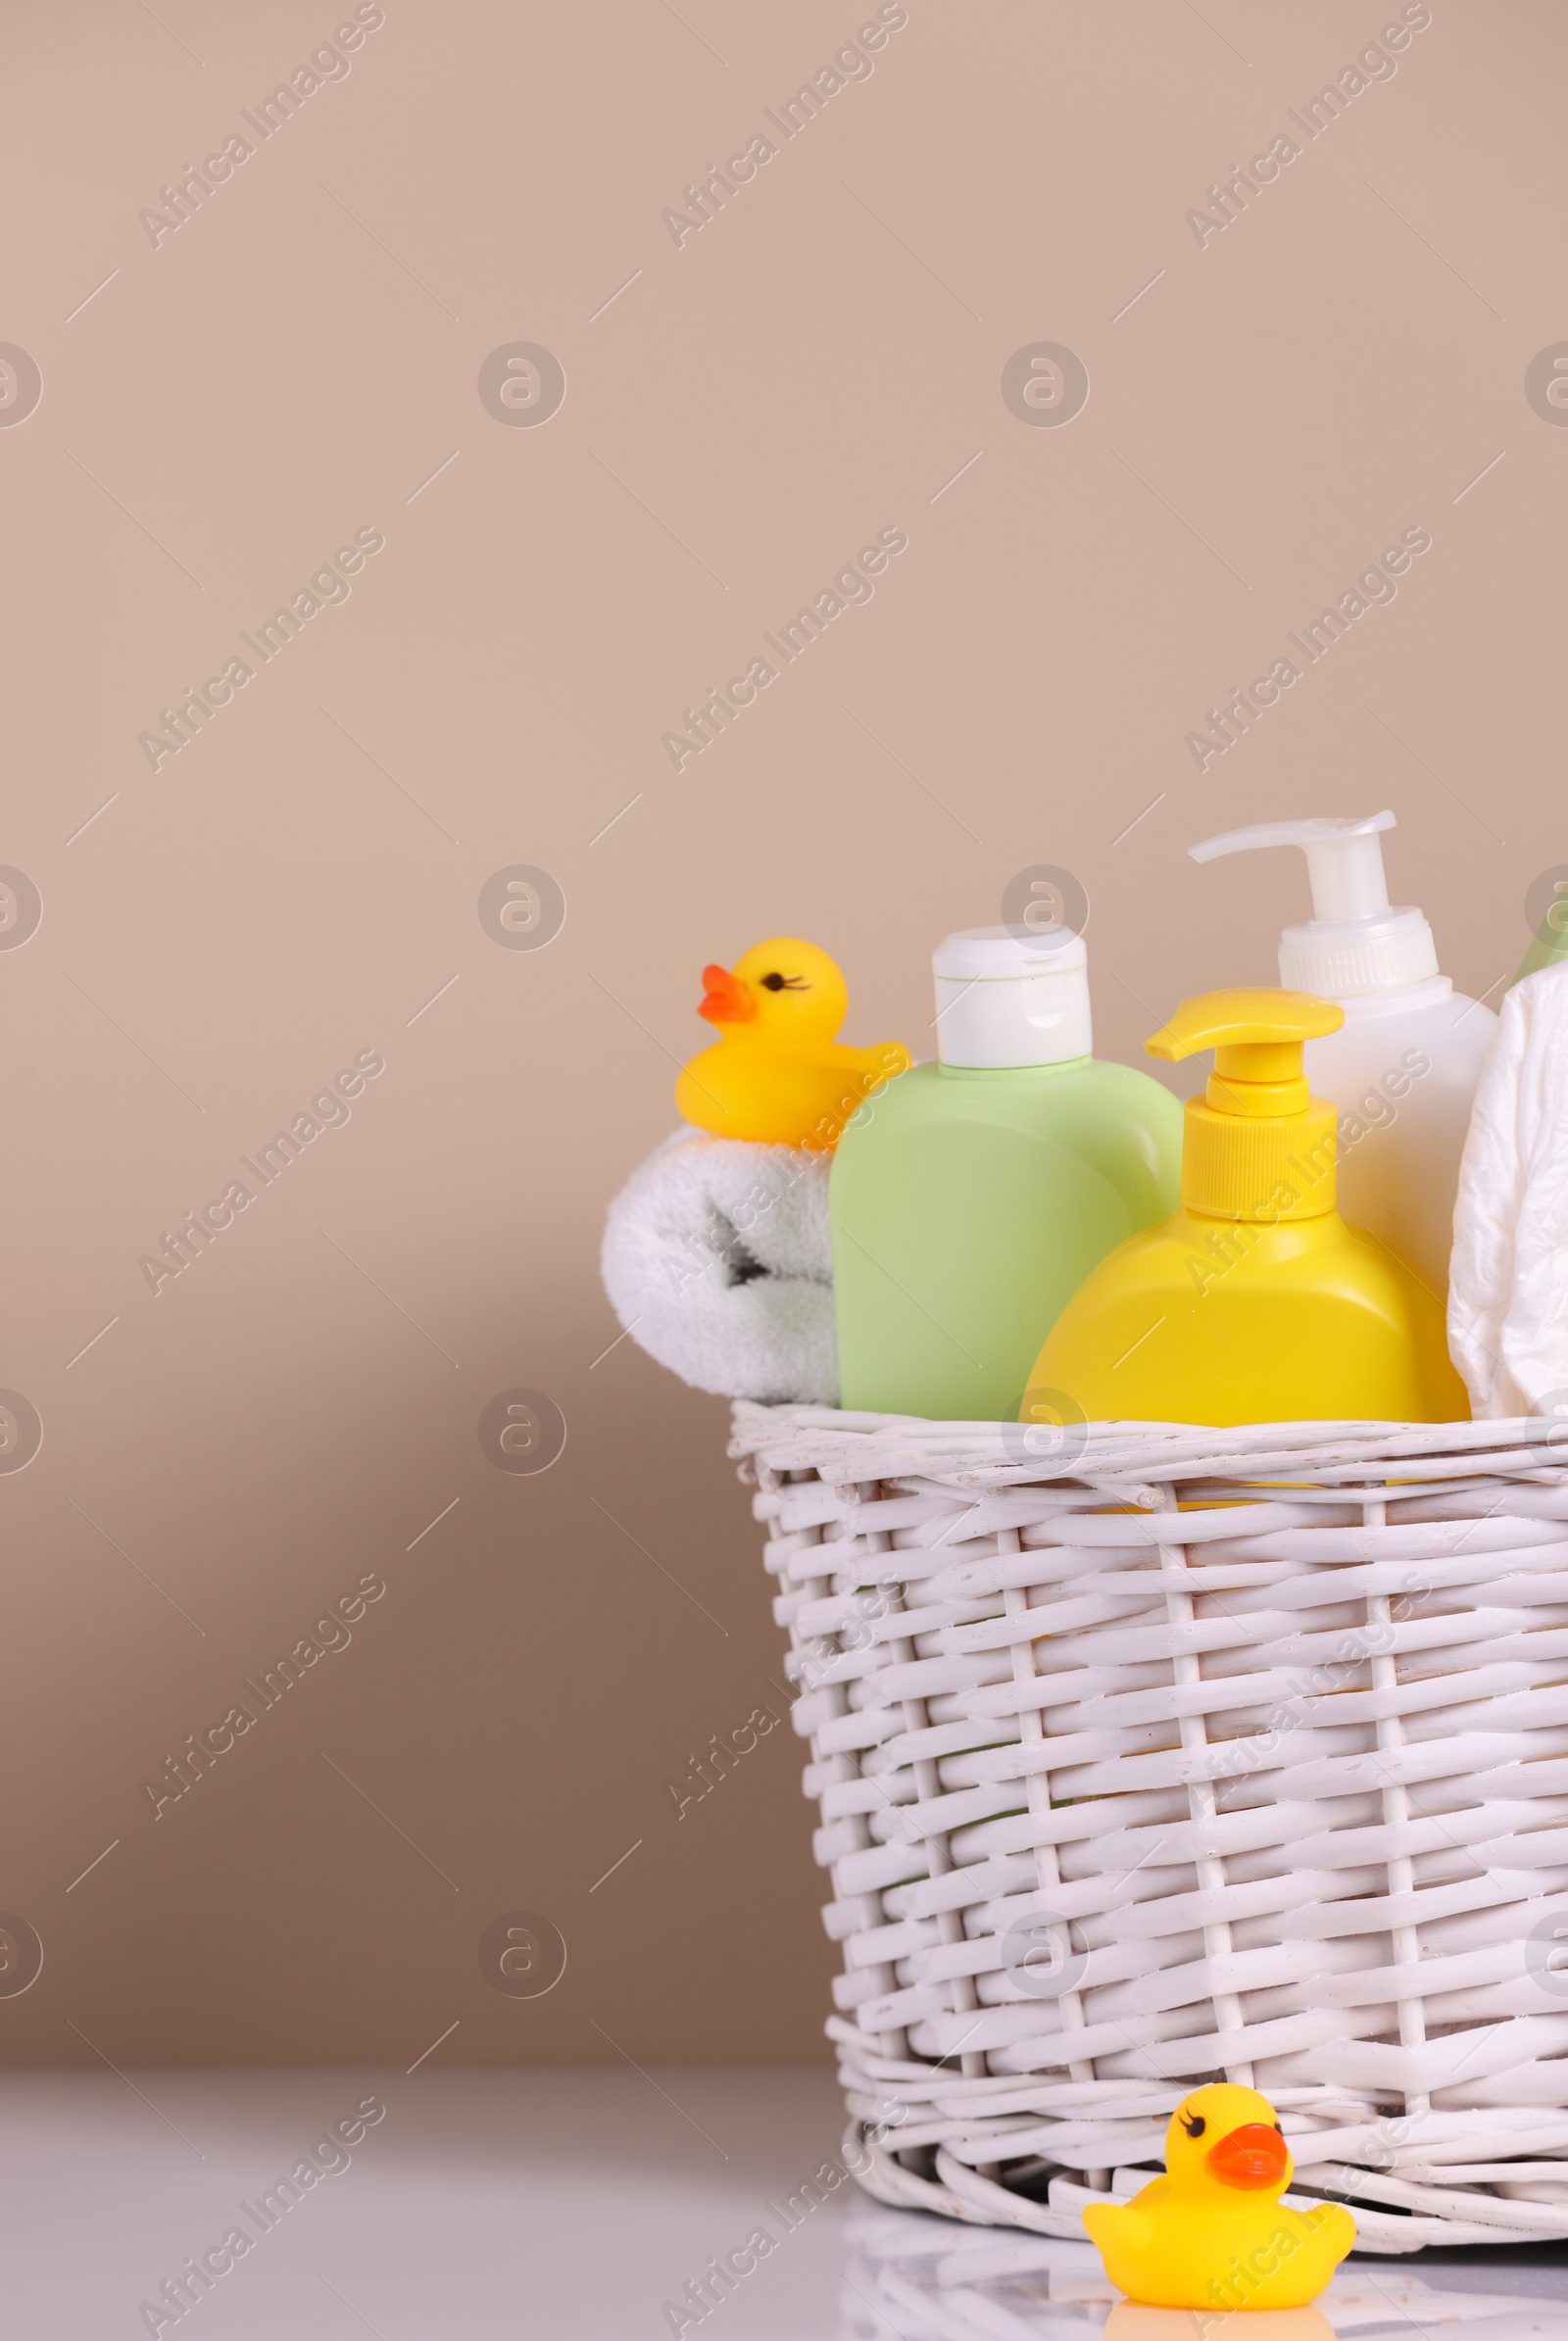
[{"x1": 731, "y1": 1402, "x2": 1568, "y2": 1494}]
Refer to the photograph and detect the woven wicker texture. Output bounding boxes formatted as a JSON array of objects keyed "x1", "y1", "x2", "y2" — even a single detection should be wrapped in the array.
[{"x1": 732, "y1": 1403, "x2": 1568, "y2": 2252}]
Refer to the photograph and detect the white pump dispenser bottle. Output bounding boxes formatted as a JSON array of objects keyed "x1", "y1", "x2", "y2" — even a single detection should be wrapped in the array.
[{"x1": 1189, "y1": 811, "x2": 1495, "y2": 1293}]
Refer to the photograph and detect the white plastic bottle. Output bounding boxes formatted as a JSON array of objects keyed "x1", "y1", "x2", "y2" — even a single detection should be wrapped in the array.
[{"x1": 1189, "y1": 811, "x2": 1495, "y2": 1294}]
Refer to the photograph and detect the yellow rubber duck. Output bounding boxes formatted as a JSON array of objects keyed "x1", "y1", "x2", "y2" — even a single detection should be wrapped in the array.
[
  {"x1": 1082, "y1": 2083, "x2": 1354, "y2": 2311},
  {"x1": 674, "y1": 938, "x2": 910, "y2": 1150}
]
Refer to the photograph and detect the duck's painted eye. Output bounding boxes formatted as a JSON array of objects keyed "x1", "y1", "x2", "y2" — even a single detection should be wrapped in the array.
[
  {"x1": 760, "y1": 973, "x2": 787, "y2": 991},
  {"x1": 1274, "y1": 2122, "x2": 1284, "y2": 2134},
  {"x1": 760, "y1": 973, "x2": 808, "y2": 992},
  {"x1": 1180, "y1": 2113, "x2": 1206, "y2": 2137}
]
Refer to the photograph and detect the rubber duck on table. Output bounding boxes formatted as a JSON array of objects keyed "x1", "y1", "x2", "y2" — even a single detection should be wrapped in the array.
[
  {"x1": 674, "y1": 938, "x2": 910, "y2": 1149},
  {"x1": 1082, "y1": 2084, "x2": 1355, "y2": 2311}
]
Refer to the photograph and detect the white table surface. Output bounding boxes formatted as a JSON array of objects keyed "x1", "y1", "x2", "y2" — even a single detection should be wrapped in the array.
[{"x1": 5, "y1": 2067, "x2": 1567, "y2": 2338}]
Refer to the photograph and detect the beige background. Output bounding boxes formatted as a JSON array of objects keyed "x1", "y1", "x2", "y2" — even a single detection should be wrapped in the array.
[{"x1": 2, "y1": 0, "x2": 1560, "y2": 2068}]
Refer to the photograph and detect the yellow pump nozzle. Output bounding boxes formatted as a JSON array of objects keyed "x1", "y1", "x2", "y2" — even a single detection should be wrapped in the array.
[{"x1": 1146, "y1": 988, "x2": 1346, "y2": 1221}]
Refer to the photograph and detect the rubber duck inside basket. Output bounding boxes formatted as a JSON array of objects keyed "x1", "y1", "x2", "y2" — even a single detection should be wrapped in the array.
[{"x1": 599, "y1": 866, "x2": 1568, "y2": 2257}]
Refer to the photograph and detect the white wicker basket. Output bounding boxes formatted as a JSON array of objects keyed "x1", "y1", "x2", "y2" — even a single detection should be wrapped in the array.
[{"x1": 731, "y1": 1402, "x2": 1568, "y2": 2253}]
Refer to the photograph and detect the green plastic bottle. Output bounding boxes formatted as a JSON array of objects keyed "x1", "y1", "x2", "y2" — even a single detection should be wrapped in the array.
[
  {"x1": 1515, "y1": 885, "x2": 1568, "y2": 987},
  {"x1": 830, "y1": 927, "x2": 1184, "y2": 1420}
]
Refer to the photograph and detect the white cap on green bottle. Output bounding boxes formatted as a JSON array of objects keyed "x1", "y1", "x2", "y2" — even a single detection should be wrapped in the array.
[
  {"x1": 1189, "y1": 810, "x2": 1440, "y2": 998},
  {"x1": 933, "y1": 926, "x2": 1093, "y2": 1069}
]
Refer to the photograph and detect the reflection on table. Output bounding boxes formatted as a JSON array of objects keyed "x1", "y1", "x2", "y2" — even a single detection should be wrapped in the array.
[{"x1": 840, "y1": 2207, "x2": 1568, "y2": 2340}]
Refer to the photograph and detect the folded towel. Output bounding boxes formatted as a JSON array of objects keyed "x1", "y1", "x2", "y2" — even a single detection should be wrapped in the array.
[
  {"x1": 601, "y1": 1130, "x2": 837, "y2": 1403},
  {"x1": 1449, "y1": 963, "x2": 1568, "y2": 1418}
]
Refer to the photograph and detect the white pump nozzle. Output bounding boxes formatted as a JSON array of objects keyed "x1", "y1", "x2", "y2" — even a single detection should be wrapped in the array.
[
  {"x1": 1192, "y1": 811, "x2": 1395, "y2": 918},
  {"x1": 1189, "y1": 810, "x2": 1441, "y2": 999}
]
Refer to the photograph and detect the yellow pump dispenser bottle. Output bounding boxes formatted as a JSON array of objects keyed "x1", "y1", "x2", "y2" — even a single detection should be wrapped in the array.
[{"x1": 1023, "y1": 988, "x2": 1468, "y2": 1428}]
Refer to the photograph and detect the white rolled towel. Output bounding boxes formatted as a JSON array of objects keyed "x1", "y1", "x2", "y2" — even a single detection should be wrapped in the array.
[
  {"x1": 601, "y1": 1130, "x2": 837, "y2": 1403},
  {"x1": 1449, "y1": 962, "x2": 1568, "y2": 1418}
]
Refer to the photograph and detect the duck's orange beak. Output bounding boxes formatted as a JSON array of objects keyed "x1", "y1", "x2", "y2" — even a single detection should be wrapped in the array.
[
  {"x1": 699, "y1": 964, "x2": 756, "y2": 1025},
  {"x1": 1205, "y1": 2123, "x2": 1289, "y2": 2191}
]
